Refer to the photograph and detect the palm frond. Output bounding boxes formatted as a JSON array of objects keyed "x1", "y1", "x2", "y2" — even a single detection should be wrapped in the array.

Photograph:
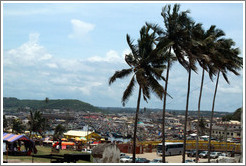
[
  {"x1": 142, "y1": 86, "x2": 150, "y2": 102},
  {"x1": 145, "y1": 22, "x2": 164, "y2": 35},
  {"x1": 149, "y1": 67, "x2": 166, "y2": 81},
  {"x1": 147, "y1": 75, "x2": 172, "y2": 99},
  {"x1": 109, "y1": 68, "x2": 133, "y2": 85},
  {"x1": 126, "y1": 34, "x2": 138, "y2": 58},
  {"x1": 222, "y1": 71, "x2": 230, "y2": 84},
  {"x1": 122, "y1": 75, "x2": 136, "y2": 106},
  {"x1": 135, "y1": 69, "x2": 148, "y2": 88}
]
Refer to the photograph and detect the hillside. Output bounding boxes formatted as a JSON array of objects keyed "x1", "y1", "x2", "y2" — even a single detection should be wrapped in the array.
[
  {"x1": 222, "y1": 107, "x2": 242, "y2": 121},
  {"x1": 3, "y1": 97, "x2": 102, "y2": 112}
]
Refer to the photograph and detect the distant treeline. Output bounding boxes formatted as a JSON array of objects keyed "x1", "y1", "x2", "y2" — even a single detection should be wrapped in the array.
[
  {"x1": 99, "y1": 107, "x2": 231, "y2": 117},
  {"x1": 3, "y1": 97, "x2": 102, "y2": 113},
  {"x1": 222, "y1": 107, "x2": 242, "y2": 122}
]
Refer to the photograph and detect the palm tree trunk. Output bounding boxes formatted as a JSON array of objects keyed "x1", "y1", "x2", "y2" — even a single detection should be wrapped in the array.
[
  {"x1": 162, "y1": 56, "x2": 171, "y2": 163},
  {"x1": 132, "y1": 86, "x2": 142, "y2": 163},
  {"x1": 195, "y1": 68, "x2": 205, "y2": 163},
  {"x1": 208, "y1": 71, "x2": 220, "y2": 163},
  {"x1": 225, "y1": 125, "x2": 228, "y2": 154},
  {"x1": 182, "y1": 67, "x2": 192, "y2": 163}
]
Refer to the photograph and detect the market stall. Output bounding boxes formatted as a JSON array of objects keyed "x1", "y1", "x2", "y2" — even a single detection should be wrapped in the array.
[{"x1": 3, "y1": 132, "x2": 37, "y2": 156}]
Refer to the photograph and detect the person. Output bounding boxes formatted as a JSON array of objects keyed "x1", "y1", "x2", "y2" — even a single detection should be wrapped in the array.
[
  {"x1": 13, "y1": 142, "x2": 17, "y2": 152},
  {"x1": 59, "y1": 139, "x2": 62, "y2": 150},
  {"x1": 56, "y1": 144, "x2": 60, "y2": 150},
  {"x1": 24, "y1": 141, "x2": 29, "y2": 152}
]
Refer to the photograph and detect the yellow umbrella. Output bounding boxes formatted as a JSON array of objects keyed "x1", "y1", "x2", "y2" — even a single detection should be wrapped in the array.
[{"x1": 75, "y1": 137, "x2": 82, "y2": 141}]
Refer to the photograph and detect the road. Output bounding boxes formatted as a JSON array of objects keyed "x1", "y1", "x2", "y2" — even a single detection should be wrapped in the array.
[{"x1": 125, "y1": 152, "x2": 210, "y2": 163}]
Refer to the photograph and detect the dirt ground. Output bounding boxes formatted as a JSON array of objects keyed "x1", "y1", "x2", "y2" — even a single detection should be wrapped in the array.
[{"x1": 125, "y1": 152, "x2": 209, "y2": 163}]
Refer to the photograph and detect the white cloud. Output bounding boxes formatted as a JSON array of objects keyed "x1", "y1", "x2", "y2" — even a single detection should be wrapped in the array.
[
  {"x1": 46, "y1": 63, "x2": 58, "y2": 69},
  {"x1": 68, "y1": 82, "x2": 102, "y2": 96},
  {"x1": 58, "y1": 59, "x2": 94, "y2": 72},
  {"x1": 4, "y1": 33, "x2": 52, "y2": 67},
  {"x1": 68, "y1": 19, "x2": 95, "y2": 40},
  {"x1": 39, "y1": 53, "x2": 52, "y2": 61},
  {"x1": 218, "y1": 85, "x2": 242, "y2": 94},
  {"x1": 87, "y1": 50, "x2": 124, "y2": 63}
]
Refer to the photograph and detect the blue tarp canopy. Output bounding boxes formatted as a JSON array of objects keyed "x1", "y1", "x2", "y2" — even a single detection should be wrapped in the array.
[{"x1": 3, "y1": 133, "x2": 33, "y2": 143}]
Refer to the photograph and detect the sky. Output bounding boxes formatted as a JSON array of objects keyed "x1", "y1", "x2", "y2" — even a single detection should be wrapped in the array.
[{"x1": 2, "y1": 1, "x2": 244, "y2": 112}]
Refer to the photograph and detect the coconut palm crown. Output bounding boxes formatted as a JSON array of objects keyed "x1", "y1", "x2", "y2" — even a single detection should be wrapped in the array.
[{"x1": 109, "y1": 25, "x2": 170, "y2": 106}]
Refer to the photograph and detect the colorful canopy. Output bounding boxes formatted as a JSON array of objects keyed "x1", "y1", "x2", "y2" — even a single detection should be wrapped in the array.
[{"x1": 3, "y1": 133, "x2": 33, "y2": 143}]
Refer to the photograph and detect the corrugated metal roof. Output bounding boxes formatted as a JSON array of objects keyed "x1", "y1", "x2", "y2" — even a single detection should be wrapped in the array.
[{"x1": 63, "y1": 130, "x2": 93, "y2": 137}]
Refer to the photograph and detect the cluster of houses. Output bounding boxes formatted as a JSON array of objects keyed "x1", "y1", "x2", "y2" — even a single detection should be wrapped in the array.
[{"x1": 3, "y1": 108, "x2": 242, "y2": 155}]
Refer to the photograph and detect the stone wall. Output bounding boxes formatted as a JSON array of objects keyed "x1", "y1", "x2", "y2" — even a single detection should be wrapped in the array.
[{"x1": 92, "y1": 143, "x2": 120, "y2": 163}]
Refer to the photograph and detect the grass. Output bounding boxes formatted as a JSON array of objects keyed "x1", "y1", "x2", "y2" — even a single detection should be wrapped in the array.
[{"x1": 3, "y1": 146, "x2": 92, "y2": 163}]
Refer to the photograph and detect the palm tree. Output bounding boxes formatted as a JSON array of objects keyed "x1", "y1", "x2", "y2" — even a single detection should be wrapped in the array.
[
  {"x1": 192, "y1": 25, "x2": 225, "y2": 163},
  {"x1": 147, "y1": 4, "x2": 196, "y2": 162},
  {"x1": 109, "y1": 25, "x2": 169, "y2": 163},
  {"x1": 45, "y1": 97, "x2": 49, "y2": 104},
  {"x1": 145, "y1": 23, "x2": 176, "y2": 163},
  {"x1": 168, "y1": 8, "x2": 199, "y2": 163},
  {"x1": 53, "y1": 124, "x2": 66, "y2": 141},
  {"x1": 3, "y1": 115, "x2": 8, "y2": 131},
  {"x1": 207, "y1": 38, "x2": 242, "y2": 162},
  {"x1": 29, "y1": 110, "x2": 47, "y2": 138},
  {"x1": 12, "y1": 118, "x2": 25, "y2": 134}
]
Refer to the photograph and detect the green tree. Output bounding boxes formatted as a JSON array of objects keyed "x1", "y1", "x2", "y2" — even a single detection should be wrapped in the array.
[
  {"x1": 3, "y1": 115, "x2": 8, "y2": 131},
  {"x1": 12, "y1": 118, "x2": 25, "y2": 134},
  {"x1": 53, "y1": 124, "x2": 66, "y2": 141},
  {"x1": 207, "y1": 38, "x2": 242, "y2": 162},
  {"x1": 28, "y1": 110, "x2": 48, "y2": 138},
  {"x1": 45, "y1": 97, "x2": 49, "y2": 104},
  {"x1": 222, "y1": 107, "x2": 242, "y2": 122},
  {"x1": 109, "y1": 25, "x2": 169, "y2": 163},
  {"x1": 198, "y1": 117, "x2": 207, "y2": 136}
]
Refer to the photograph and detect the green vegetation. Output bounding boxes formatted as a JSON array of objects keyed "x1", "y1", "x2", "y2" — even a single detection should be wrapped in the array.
[
  {"x1": 3, "y1": 146, "x2": 92, "y2": 163},
  {"x1": 29, "y1": 110, "x2": 48, "y2": 137},
  {"x1": 3, "y1": 97, "x2": 103, "y2": 113},
  {"x1": 222, "y1": 107, "x2": 242, "y2": 122},
  {"x1": 12, "y1": 118, "x2": 25, "y2": 134},
  {"x1": 53, "y1": 124, "x2": 67, "y2": 141}
]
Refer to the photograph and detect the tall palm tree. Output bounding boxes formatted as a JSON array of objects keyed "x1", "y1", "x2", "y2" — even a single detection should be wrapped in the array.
[
  {"x1": 109, "y1": 25, "x2": 170, "y2": 163},
  {"x1": 147, "y1": 4, "x2": 196, "y2": 162},
  {"x1": 191, "y1": 25, "x2": 225, "y2": 162},
  {"x1": 175, "y1": 13, "x2": 199, "y2": 164},
  {"x1": 145, "y1": 23, "x2": 176, "y2": 163},
  {"x1": 207, "y1": 38, "x2": 242, "y2": 162}
]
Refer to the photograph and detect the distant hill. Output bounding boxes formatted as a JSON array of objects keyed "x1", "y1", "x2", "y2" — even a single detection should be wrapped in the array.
[{"x1": 3, "y1": 97, "x2": 103, "y2": 113}]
